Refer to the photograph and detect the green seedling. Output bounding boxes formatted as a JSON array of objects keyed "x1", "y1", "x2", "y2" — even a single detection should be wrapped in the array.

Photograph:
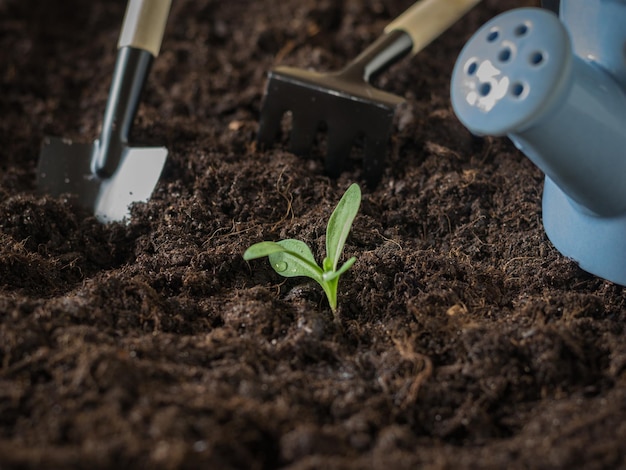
[{"x1": 243, "y1": 183, "x2": 361, "y2": 313}]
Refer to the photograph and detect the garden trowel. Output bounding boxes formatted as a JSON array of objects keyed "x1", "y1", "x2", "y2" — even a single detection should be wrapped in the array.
[{"x1": 37, "y1": 0, "x2": 171, "y2": 223}]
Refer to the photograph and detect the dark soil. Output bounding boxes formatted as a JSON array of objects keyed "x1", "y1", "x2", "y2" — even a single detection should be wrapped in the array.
[{"x1": 2, "y1": 0, "x2": 625, "y2": 468}]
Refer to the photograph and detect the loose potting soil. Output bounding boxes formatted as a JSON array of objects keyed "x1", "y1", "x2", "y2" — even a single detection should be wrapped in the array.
[{"x1": 1, "y1": 0, "x2": 626, "y2": 468}]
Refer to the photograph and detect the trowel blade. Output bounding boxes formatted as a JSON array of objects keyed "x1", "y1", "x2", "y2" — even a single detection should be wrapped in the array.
[{"x1": 37, "y1": 136, "x2": 167, "y2": 223}]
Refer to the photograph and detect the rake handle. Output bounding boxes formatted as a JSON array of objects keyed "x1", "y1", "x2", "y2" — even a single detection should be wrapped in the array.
[
  {"x1": 344, "y1": 0, "x2": 481, "y2": 83},
  {"x1": 385, "y1": 0, "x2": 482, "y2": 54}
]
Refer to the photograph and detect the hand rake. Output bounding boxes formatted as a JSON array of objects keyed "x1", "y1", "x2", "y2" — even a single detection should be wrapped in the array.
[{"x1": 257, "y1": 0, "x2": 482, "y2": 187}]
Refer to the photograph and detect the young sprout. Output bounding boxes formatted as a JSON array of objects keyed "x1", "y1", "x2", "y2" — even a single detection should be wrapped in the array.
[{"x1": 243, "y1": 183, "x2": 361, "y2": 313}]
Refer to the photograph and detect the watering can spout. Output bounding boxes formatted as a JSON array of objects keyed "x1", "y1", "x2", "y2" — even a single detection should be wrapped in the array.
[{"x1": 450, "y1": 3, "x2": 626, "y2": 286}]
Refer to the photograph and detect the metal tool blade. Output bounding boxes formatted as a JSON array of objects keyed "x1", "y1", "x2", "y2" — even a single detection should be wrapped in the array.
[{"x1": 38, "y1": 136, "x2": 167, "y2": 223}]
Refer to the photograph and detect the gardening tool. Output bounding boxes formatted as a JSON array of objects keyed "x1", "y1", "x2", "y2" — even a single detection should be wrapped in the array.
[
  {"x1": 37, "y1": 0, "x2": 171, "y2": 223},
  {"x1": 257, "y1": 0, "x2": 482, "y2": 187},
  {"x1": 450, "y1": 3, "x2": 626, "y2": 286}
]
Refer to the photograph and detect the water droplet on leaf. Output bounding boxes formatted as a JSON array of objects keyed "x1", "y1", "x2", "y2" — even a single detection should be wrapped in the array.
[{"x1": 274, "y1": 261, "x2": 288, "y2": 272}]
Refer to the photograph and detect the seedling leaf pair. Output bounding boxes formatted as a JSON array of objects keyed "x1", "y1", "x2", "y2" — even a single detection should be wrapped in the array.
[{"x1": 243, "y1": 183, "x2": 361, "y2": 312}]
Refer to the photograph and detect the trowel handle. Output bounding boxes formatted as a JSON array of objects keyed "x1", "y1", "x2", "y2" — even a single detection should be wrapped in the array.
[
  {"x1": 385, "y1": 0, "x2": 482, "y2": 55},
  {"x1": 118, "y1": 0, "x2": 172, "y2": 57},
  {"x1": 94, "y1": 0, "x2": 171, "y2": 178}
]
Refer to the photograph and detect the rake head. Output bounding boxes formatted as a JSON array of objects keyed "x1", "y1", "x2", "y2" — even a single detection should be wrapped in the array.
[
  {"x1": 257, "y1": 65, "x2": 406, "y2": 187},
  {"x1": 257, "y1": 0, "x2": 488, "y2": 186}
]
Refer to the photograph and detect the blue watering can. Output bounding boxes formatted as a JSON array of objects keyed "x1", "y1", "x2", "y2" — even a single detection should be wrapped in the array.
[{"x1": 450, "y1": 1, "x2": 626, "y2": 286}]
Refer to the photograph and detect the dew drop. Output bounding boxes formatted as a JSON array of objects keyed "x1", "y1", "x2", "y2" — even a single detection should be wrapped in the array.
[{"x1": 274, "y1": 261, "x2": 288, "y2": 272}]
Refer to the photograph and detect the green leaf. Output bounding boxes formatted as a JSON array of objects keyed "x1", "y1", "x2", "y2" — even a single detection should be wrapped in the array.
[
  {"x1": 326, "y1": 183, "x2": 361, "y2": 271},
  {"x1": 268, "y1": 239, "x2": 323, "y2": 281},
  {"x1": 243, "y1": 241, "x2": 287, "y2": 260},
  {"x1": 322, "y1": 256, "x2": 356, "y2": 282}
]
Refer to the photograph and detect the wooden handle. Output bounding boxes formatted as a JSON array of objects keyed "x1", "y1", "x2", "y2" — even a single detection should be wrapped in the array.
[
  {"x1": 385, "y1": 0, "x2": 482, "y2": 55},
  {"x1": 118, "y1": 0, "x2": 172, "y2": 57}
]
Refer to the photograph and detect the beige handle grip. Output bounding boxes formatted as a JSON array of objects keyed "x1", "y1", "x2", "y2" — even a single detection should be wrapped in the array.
[
  {"x1": 385, "y1": 0, "x2": 482, "y2": 54},
  {"x1": 118, "y1": 0, "x2": 172, "y2": 57}
]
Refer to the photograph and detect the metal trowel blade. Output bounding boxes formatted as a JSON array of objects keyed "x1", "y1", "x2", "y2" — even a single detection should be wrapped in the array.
[{"x1": 37, "y1": 136, "x2": 167, "y2": 223}]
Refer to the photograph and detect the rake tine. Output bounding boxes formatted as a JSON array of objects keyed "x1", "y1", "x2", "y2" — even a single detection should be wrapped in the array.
[
  {"x1": 289, "y1": 113, "x2": 321, "y2": 156},
  {"x1": 325, "y1": 130, "x2": 355, "y2": 178},
  {"x1": 364, "y1": 137, "x2": 390, "y2": 187},
  {"x1": 257, "y1": 100, "x2": 285, "y2": 147}
]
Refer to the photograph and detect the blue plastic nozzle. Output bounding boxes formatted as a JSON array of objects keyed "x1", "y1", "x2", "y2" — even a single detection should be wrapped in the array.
[{"x1": 450, "y1": 5, "x2": 626, "y2": 286}]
